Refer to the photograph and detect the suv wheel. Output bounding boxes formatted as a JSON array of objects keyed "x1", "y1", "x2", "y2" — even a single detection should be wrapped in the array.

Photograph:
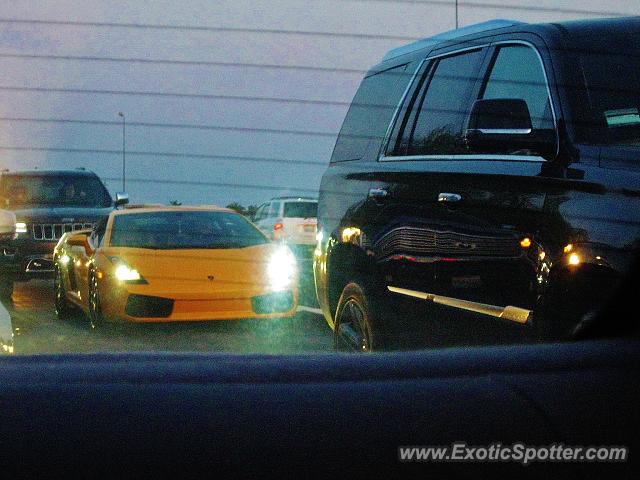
[
  {"x1": 334, "y1": 281, "x2": 389, "y2": 352},
  {"x1": 54, "y1": 266, "x2": 73, "y2": 319},
  {"x1": 0, "y1": 277, "x2": 13, "y2": 299}
]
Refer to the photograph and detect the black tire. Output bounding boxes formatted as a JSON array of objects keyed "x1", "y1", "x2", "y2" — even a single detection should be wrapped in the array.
[
  {"x1": 334, "y1": 281, "x2": 390, "y2": 352},
  {"x1": 536, "y1": 279, "x2": 597, "y2": 341},
  {"x1": 0, "y1": 277, "x2": 13, "y2": 299},
  {"x1": 88, "y1": 269, "x2": 106, "y2": 330},
  {"x1": 54, "y1": 266, "x2": 74, "y2": 319},
  {"x1": 537, "y1": 266, "x2": 621, "y2": 342}
]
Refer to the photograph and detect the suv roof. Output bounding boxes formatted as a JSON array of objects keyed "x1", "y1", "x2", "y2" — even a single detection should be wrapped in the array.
[
  {"x1": 381, "y1": 17, "x2": 640, "y2": 64},
  {"x1": 0, "y1": 169, "x2": 99, "y2": 177}
]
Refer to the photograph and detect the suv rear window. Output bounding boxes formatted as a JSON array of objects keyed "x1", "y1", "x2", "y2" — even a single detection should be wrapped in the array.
[
  {"x1": 390, "y1": 49, "x2": 485, "y2": 156},
  {"x1": 331, "y1": 64, "x2": 411, "y2": 163},
  {"x1": 268, "y1": 202, "x2": 281, "y2": 218},
  {"x1": 283, "y1": 202, "x2": 317, "y2": 218},
  {"x1": 481, "y1": 45, "x2": 554, "y2": 130}
]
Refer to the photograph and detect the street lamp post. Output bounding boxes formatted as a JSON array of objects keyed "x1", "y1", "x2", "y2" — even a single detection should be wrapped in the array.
[
  {"x1": 455, "y1": 0, "x2": 458, "y2": 28},
  {"x1": 118, "y1": 112, "x2": 126, "y2": 192}
]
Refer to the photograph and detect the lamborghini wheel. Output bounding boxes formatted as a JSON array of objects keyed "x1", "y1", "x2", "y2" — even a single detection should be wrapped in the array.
[{"x1": 88, "y1": 269, "x2": 105, "y2": 330}]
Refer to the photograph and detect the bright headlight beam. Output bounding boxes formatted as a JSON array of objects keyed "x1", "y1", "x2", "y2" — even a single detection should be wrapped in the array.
[
  {"x1": 267, "y1": 247, "x2": 297, "y2": 291},
  {"x1": 341, "y1": 227, "x2": 361, "y2": 243},
  {"x1": 115, "y1": 264, "x2": 141, "y2": 282},
  {"x1": 15, "y1": 222, "x2": 27, "y2": 233}
]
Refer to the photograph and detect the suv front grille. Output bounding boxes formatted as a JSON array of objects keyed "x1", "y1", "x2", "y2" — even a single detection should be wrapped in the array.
[
  {"x1": 374, "y1": 227, "x2": 520, "y2": 258},
  {"x1": 32, "y1": 223, "x2": 94, "y2": 241}
]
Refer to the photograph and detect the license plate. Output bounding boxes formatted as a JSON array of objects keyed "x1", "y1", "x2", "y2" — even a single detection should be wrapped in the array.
[
  {"x1": 451, "y1": 275, "x2": 482, "y2": 288},
  {"x1": 303, "y1": 224, "x2": 316, "y2": 232}
]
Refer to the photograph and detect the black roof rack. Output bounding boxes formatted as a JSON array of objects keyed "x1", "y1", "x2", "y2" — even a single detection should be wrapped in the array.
[{"x1": 382, "y1": 19, "x2": 524, "y2": 61}]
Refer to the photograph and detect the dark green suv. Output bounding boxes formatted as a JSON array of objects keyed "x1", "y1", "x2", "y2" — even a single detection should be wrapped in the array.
[{"x1": 0, "y1": 170, "x2": 114, "y2": 298}]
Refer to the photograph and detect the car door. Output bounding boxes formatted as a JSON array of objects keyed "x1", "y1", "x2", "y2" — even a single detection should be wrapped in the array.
[
  {"x1": 66, "y1": 218, "x2": 106, "y2": 306},
  {"x1": 366, "y1": 36, "x2": 571, "y2": 313},
  {"x1": 63, "y1": 231, "x2": 93, "y2": 306}
]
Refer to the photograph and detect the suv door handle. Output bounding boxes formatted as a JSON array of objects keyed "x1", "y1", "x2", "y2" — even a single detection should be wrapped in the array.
[
  {"x1": 368, "y1": 187, "x2": 389, "y2": 199},
  {"x1": 438, "y1": 192, "x2": 462, "y2": 203}
]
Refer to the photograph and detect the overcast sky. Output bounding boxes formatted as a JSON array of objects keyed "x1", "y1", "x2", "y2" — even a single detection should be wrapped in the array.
[{"x1": 0, "y1": 0, "x2": 637, "y2": 206}]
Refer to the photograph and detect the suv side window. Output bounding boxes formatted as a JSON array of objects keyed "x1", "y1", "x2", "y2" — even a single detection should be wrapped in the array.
[
  {"x1": 331, "y1": 64, "x2": 411, "y2": 163},
  {"x1": 268, "y1": 202, "x2": 281, "y2": 218},
  {"x1": 480, "y1": 45, "x2": 554, "y2": 130},
  {"x1": 388, "y1": 49, "x2": 485, "y2": 156}
]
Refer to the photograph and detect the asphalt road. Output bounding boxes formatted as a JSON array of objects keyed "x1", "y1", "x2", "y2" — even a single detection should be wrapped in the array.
[
  {"x1": 1, "y1": 258, "x2": 536, "y2": 355},
  {"x1": 1, "y1": 264, "x2": 333, "y2": 355}
]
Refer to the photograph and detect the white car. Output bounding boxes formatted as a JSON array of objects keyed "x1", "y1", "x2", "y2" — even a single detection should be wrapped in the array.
[{"x1": 253, "y1": 197, "x2": 317, "y2": 247}]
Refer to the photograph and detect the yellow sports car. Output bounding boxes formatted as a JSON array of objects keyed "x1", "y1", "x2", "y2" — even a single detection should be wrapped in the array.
[{"x1": 53, "y1": 205, "x2": 298, "y2": 327}]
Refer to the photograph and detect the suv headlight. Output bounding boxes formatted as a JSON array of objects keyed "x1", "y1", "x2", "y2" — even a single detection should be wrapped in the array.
[
  {"x1": 267, "y1": 246, "x2": 297, "y2": 291},
  {"x1": 15, "y1": 222, "x2": 28, "y2": 234}
]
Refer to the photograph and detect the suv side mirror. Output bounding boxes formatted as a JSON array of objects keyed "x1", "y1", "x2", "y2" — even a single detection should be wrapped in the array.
[
  {"x1": 115, "y1": 192, "x2": 129, "y2": 207},
  {"x1": 465, "y1": 98, "x2": 556, "y2": 159}
]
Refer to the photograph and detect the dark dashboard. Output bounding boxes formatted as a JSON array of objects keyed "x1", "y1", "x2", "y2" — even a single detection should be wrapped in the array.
[{"x1": 0, "y1": 338, "x2": 637, "y2": 477}]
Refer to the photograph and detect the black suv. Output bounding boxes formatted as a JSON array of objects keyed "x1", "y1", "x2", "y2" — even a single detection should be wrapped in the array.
[
  {"x1": 314, "y1": 18, "x2": 640, "y2": 350},
  {"x1": 0, "y1": 170, "x2": 116, "y2": 298}
]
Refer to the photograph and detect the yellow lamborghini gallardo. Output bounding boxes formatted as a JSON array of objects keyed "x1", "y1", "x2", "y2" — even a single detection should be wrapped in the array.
[{"x1": 53, "y1": 205, "x2": 298, "y2": 328}]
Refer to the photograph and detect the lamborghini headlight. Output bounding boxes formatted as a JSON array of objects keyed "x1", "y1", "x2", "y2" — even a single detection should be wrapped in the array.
[
  {"x1": 267, "y1": 246, "x2": 297, "y2": 291},
  {"x1": 115, "y1": 264, "x2": 141, "y2": 282},
  {"x1": 110, "y1": 257, "x2": 147, "y2": 284}
]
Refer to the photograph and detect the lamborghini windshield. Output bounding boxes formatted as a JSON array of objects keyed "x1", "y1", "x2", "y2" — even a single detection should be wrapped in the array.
[{"x1": 109, "y1": 211, "x2": 268, "y2": 249}]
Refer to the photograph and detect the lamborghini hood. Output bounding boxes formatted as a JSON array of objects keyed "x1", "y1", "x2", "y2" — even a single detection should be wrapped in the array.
[{"x1": 102, "y1": 243, "x2": 294, "y2": 297}]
